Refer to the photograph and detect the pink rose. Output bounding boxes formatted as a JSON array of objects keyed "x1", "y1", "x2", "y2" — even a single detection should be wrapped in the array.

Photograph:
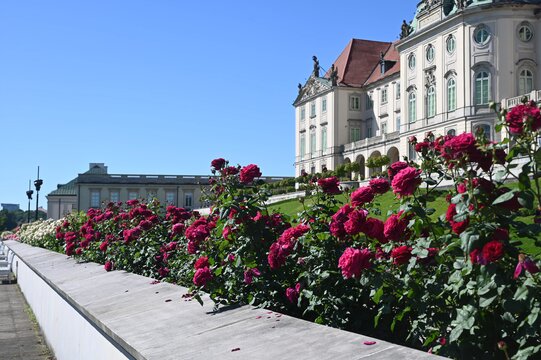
[
  {"x1": 104, "y1": 261, "x2": 113, "y2": 272},
  {"x1": 383, "y1": 213, "x2": 408, "y2": 242},
  {"x1": 338, "y1": 247, "x2": 374, "y2": 279},
  {"x1": 239, "y1": 164, "x2": 262, "y2": 184},
  {"x1": 317, "y1": 176, "x2": 341, "y2": 195},
  {"x1": 350, "y1": 186, "x2": 374, "y2": 207},
  {"x1": 285, "y1": 283, "x2": 301, "y2": 304},
  {"x1": 391, "y1": 167, "x2": 422, "y2": 197},
  {"x1": 243, "y1": 268, "x2": 261, "y2": 284},
  {"x1": 391, "y1": 246, "x2": 412, "y2": 266},
  {"x1": 506, "y1": 102, "x2": 541, "y2": 135},
  {"x1": 194, "y1": 256, "x2": 209, "y2": 269},
  {"x1": 387, "y1": 161, "x2": 408, "y2": 180},
  {"x1": 193, "y1": 267, "x2": 212, "y2": 287},
  {"x1": 369, "y1": 178, "x2": 390, "y2": 194}
]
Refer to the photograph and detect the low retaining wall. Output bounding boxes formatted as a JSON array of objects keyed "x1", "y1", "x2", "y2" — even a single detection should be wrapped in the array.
[{"x1": 4, "y1": 240, "x2": 444, "y2": 360}]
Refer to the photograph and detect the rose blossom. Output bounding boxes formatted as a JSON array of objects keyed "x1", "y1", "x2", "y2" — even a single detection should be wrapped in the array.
[
  {"x1": 362, "y1": 217, "x2": 386, "y2": 243},
  {"x1": 211, "y1": 158, "x2": 226, "y2": 170},
  {"x1": 243, "y1": 268, "x2": 261, "y2": 284},
  {"x1": 482, "y1": 240, "x2": 504, "y2": 263},
  {"x1": 505, "y1": 102, "x2": 541, "y2": 135},
  {"x1": 514, "y1": 254, "x2": 540, "y2": 279},
  {"x1": 391, "y1": 167, "x2": 422, "y2": 197},
  {"x1": 391, "y1": 246, "x2": 413, "y2": 266},
  {"x1": 194, "y1": 256, "x2": 209, "y2": 269},
  {"x1": 317, "y1": 176, "x2": 341, "y2": 195},
  {"x1": 369, "y1": 178, "x2": 390, "y2": 194},
  {"x1": 338, "y1": 247, "x2": 374, "y2": 279},
  {"x1": 387, "y1": 161, "x2": 408, "y2": 180},
  {"x1": 193, "y1": 267, "x2": 212, "y2": 287},
  {"x1": 350, "y1": 186, "x2": 374, "y2": 207},
  {"x1": 104, "y1": 261, "x2": 113, "y2": 272},
  {"x1": 383, "y1": 213, "x2": 408, "y2": 241},
  {"x1": 286, "y1": 283, "x2": 301, "y2": 304},
  {"x1": 344, "y1": 209, "x2": 367, "y2": 235},
  {"x1": 239, "y1": 164, "x2": 262, "y2": 184},
  {"x1": 99, "y1": 241, "x2": 108, "y2": 252}
]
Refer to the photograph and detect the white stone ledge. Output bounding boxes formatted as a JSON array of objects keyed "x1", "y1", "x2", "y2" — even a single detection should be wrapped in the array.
[{"x1": 4, "y1": 240, "x2": 446, "y2": 360}]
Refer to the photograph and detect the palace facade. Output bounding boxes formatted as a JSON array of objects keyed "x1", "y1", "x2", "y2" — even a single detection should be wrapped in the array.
[{"x1": 294, "y1": 0, "x2": 541, "y2": 178}]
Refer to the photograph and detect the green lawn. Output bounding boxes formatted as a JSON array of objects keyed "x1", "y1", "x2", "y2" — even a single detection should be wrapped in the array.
[{"x1": 268, "y1": 187, "x2": 541, "y2": 258}]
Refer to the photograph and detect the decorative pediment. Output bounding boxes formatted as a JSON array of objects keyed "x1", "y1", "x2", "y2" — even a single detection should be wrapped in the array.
[{"x1": 293, "y1": 75, "x2": 332, "y2": 105}]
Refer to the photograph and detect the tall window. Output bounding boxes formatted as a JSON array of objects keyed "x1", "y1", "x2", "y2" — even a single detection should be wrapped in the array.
[
  {"x1": 427, "y1": 85, "x2": 436, "y2": 118},
  {"x1": 310, "y1": 101, "x2": 316, "y2": 117},
  {"x1": 408, "y1": 53, "x2": 416, "y2": 70},
  {"x1": 321, "y1": 127, "x2": 327, "y2": 153},
  {"x1": 166, "y1": 191, "x2": 175, "y2": 205},
  {"x1": 310, "y1": 131, "x2": 316, "y2": 154},
  {"x1": 396, "y1": 83, "x2": 401, "y2": 99},
  {"x1": 408, "y1": 92, "x2": 416, "y2": 123},
  {"x1": 426, "y1": 44, "x2": 435, "y2": 63},
  {"x1": 128, "y1": 191, "x2": 138, "y2": 200},
  {"x1": 381, "y1": 122, "x2": 387, "y2": 135},
  {"x1": 408, "y1": 142, "x2": 417, "y2": 161},
  {"x1": 447, "y1": 129, "x2": 456, "y2": 136},
  {"x1": 110, "y1": 191, "x2": 120, "y2": 203},
  {"x1": 300, "y1": 133, "x2": 306, "y2": 160},
  {"x1": 396, "y1": 115, "x2": 401, "y2": 133},
  {"x1": 474, "y1": 124, "x2": 492, "y2": 141},
  {"x1": 184, "y1": 193, "x2": 193, "y2": 208},
  {"x1": 350, "y1": 128, "x2": 361, "y2": 142},
  {"x1": 475, "y1": 71, "x2": 490, "y2": 105},
  {"x1": 367, "y1": 127, "x2": 372, "y2": 138},
  {"x1": 519, "y1": 69, "x2": 534, "y2": 95},
  {"x1": 474, "y1": 25, "x2": 491, "y2": 45},
  {"x1": 350, "y1": 96, "x2": 360, "y2": 110},
  {"x1": 518, "y1": 23, "x2": 533, "y2": 42},
  {"x1": 446, "y1": 35, "x2": 456, "y2": 54},
  {"x1": 300, "y1": 106, "x2": 306, "y2": 120},
  {"x1": 322, "y1": 97, "x2": 327, "y2": 112},
  {"x1": 90, "y1": 191, "x2": 100, "y2": 208},
  {"x1": 447, "y1": 77, "x2": 456, "y2": 112},
  {"x1": 366, "y1": 94, "x2": 373, "y2": 109},
  {"x1": 381, "y1": 88, "x2": 388, "y2": 104}
]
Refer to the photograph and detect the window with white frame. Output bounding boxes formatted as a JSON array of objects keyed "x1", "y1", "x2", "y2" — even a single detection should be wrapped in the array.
[
  {"x1": 446, "y1": 35, "x2": 456, "y2": 54},
  {"x1": 474, "y1": 123, "x2": 492, "y2": 141},
  {"x1": 475, "y1": 71, "x2": 490, "y2": 105},
  {"x1": 110, "y1": 191, "x2": 120, "y2": 203},
  {"x1": 427, "y1": 85, "x2": 436, "y2": 118},
  {"x1": 519, "y1": 69, "x2": 534, "y2": 95},
  {"x1": 408, "y1": 53, "x2": 416, "y2": 70},
  {"x1": 90, "y1": 190, "x2": 100, "y2": 208},
  {"x1": 366, "y1": 94, "x2": 373, "y2": 110},
  {"x1": 166, "y1": 191, "x2": 175, "y2": 205},
  {"x1": 408, "y1": 142, "x2": 417, "y2": 161},
  {"x1": 310, "y1": 101, "x2": 316, "y2": 117},
  {"x1": 321, "y1": 126, "x2": 327, "y2": 153},
  {"x1": 349, "y1": 96, "x2": 361, "y2": 110},
  {"x1": 184, "y1": 193, "x2": 193, "y2": 208},
  {"x1": 474, "y1": 24, "x2": 491, "y2": 45},
  {"x1": 408, "y1": 92, "x2": 416, "y2": 123},
  {"x1": 396, "y1": 115, "x2": 401, "y2": 132},
  {"x1": 426, "y1": 44, "x2": 435, "y2": 63},
  {"x1": 300, "y1": 106, "x2": 306, "y2": 120},
  {"x1": 310, "y1": 130, "x2": 316, "y2": 154},
  {"x1": 300, "y1": 133, "x2": 306, "y2": 160},
  {"x1": 381, "y1": 88, "x2": 388, "y2": 104},
  {"x1": 447, "y1": 128, "x2": 456, "y2": 136},
  {"x1": 396, "y1": 83, "x2": 401, "y2": 99},
  {"x1": 381, "y1": 122, "x2": 387, "y2": 135},
  {"x1": 128, "y1": 191, "x2": 138, "y2": 200},
  {"x1": 322, "y1": 97, "x2": 327, "y2": 112},
  {"x1": 350, "y1": 127, "x2": 361, "y2": 142},
  {"x1": 447, "y1": 77, "x2": 457, "y2": 112},
  {"x1": 518, "y1": 22, "x2": 534, "y2": 42}
]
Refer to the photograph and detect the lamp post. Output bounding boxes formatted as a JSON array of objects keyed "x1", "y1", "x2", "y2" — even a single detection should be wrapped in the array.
[
  {"x1": 26, "y1": 180, "x2": 33, "y2": 223},
  {"x1": 34, "y1": 166, "x2": 43, "y2": 221}
]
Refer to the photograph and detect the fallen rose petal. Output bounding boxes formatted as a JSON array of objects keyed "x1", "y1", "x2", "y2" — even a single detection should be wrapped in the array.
[
  {"x1": 363, "y1": 341, "x2": 376, "y2": 345},
  {"x1": 231, "y1": 348, "x2": 240, "y2": 352},
  {"x1": 165, "y1": 299, "x2": 172, "y2": 302}
]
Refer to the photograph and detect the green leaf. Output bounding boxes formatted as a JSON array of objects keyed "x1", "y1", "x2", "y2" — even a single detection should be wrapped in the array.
[
  {"x1": 514, "y1": 284, "x2": 529, "y2": 301},
  {"x1": 527, "y1": 306, "x2": 539, "y2": 326},
  {"x1": 372, "y1": 286, "x2": 384, "y2": 304},
  {"x1": 479, "y1": 294, "x2": 497, "y2": 308},
  {"x1": 449, "y1": 324, "x2": 464, "y2": 343},
  {"x1": 492, "y1": 190, "x2": 517, "y2": 205}
]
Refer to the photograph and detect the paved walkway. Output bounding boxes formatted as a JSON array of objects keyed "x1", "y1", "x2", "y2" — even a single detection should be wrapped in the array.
[{"x1": 0, "y1": 283, "x2": 54, "y2": 360}]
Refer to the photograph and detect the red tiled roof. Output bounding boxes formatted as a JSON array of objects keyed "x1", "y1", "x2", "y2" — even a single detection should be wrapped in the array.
[
  {"x1": 325, "y1": 39, "x2": 392, "y2": 87},
  {"x1": 363, "y1": 41, "x2": 401, "y2": 86}
]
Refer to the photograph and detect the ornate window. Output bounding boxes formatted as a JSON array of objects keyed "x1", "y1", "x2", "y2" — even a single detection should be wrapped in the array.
[
  {"x1": 426, "y1": 44, "x2": 435, "y2": 63},
  {"x1": 349, "y1": 96, "x2": 361, "y2": 110},
  {"x1": 408, "y1": 53, "x2": 416, "y2": 70},
  {"x1": 474, "y1": 24, "x2": 491, "y2": 46},
  {"x1": 475, "y1": 71, "x2": 490, "y2": 105},
  {"x1": 310, "y1": 101, "x2": 316, "y2": 117},
  {"x1": 447, "y1": 77, "x2": 456, "y2": 112},
  {"x1": 518, "y1": 22, "x2": 534, "y2": 42},
  {"x1": 519, "y1": 69, "x2": 534, "y2": 95},
  {"x1": 446, "y1": 35, "x2": 456, "y2": 54},
  {"x1": 427, "y1": 85, "x2": 436, "y2": 118},
  {"x1": 408, "y1": 92, "x2": 416, "y2": 123}
]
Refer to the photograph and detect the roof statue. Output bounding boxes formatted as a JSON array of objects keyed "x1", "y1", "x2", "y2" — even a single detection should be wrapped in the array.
[
  {"x1": 298, "y1": 83, "x2": 303, "y2": 93},
  {"x1": 330, "y1": 64, "x2": 339, "y2": 86},
  {"x1": 400, "y1": 20, "x2": 413, "y2": 39},
  {"x1": 312, "y1": 55, "x2": 320, "y2": 77},
  {"x1": 456, "y1": 0, "x2": 468, "y2": 9}
]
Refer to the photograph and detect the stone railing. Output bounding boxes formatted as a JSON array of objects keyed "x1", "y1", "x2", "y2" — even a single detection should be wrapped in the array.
[
  {"x1": 3, "y1": 240, "x2": 445, "y2": 360},
  {"x1": 502, "y1": 90, "x2": 540, "y2": 109}
]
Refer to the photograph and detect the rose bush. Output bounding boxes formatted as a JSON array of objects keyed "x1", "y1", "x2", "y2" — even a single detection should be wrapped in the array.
[{"x1": 14, "y1": 100, "x2": 541, "y2": 359}]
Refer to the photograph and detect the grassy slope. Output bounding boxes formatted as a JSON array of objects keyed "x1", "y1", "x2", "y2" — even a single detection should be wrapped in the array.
[{"x1": 268, "y1": 186, "x2": 541, "y2": 258}]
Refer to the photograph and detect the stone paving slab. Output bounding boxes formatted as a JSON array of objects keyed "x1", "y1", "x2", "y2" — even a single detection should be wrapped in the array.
[
  {"x1": 0, "y1": 283, "x2": 54, "y2": 360},
  {"x1": 5, "y1": 240, "x2": 447, "y2": 360}
]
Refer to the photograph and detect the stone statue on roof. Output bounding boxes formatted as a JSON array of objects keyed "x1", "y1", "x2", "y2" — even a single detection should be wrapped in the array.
[
  {"x1": 456, "y1": 0, "x2": 468, "y2": 9},
  {"x1": 400, "y1": 20, "x2": 413, "y2": 39},
  {"x1": 312, "y1": 56, "x2": 320, "y2": 77},
  {"x1": 298, "y1": 83, "x2": 302, "y2": 93},
  {"x1": 330, "y1": 64, "x2": 338, "y2": 87}
]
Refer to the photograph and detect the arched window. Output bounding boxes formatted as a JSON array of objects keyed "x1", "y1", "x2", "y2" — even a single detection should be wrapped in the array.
[
  {"x1": 474, "y1": 124, "x2": 491, "y2": 141},
  {"x1": 446, "y1": 35, "x2": 456, "y2": 54},
  {"x1": 475, "y1": 71, "x2": 490, "y2": 105},
  {"x1": 408, "y1": 92, "x2": 416, "y2": 123},
  {"x1": 447, "y1": 77, "x2": 456, "y2": 112},
  {"x1": 519, "y1": 69, "x2": 534, "y2": 95},
  {"x1": 427, "y1": 85, "x2": 436, "y2": 118},
  {"x1": 447, "y1": 129, "x2": 456, "y2": 136}
]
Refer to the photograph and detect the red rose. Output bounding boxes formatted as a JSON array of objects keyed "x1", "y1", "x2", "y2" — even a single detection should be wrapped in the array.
[
  {"x1": 239, "y1": 164, "x2": 262, "y2": 184},
  {"x1": 391, "y1": 167, "x2": 422, "y2": 197},
  {"x1": 243, "y1": 268, "x2": 261, "y2": 284},
  {"x1": 104, "y1": 261, "x2": 113, "y2": 272},
  {"x1": 222, "y1": 166, "x2": 239, "y2": 176},
  {"x1": 193, "y1": 267, "x2": 212, "y2": 287},
  {"x1": 211, "y1": 158, "x2": 226, "y2": 170},
  {"x1": 99, "y1": 241, "x2": 108, "y2": 252},
  {"x1": 350, "y1": 186, "x2": 375, "y2": 206},
  {"x1": 482, "y1": 240, "x2": 504, "y2": 263},
  {"x1": 344, "y1": 209, "x2": 367, "y2": 235},
  {"x1": 414, "y1": 141, "x2": 431, "y2": 154},
  {"x1": 362, "y1": 217, "x2": 386, "y2": 243},
  {"x1": 446, "y1": 204, "x2": 469, "y2": 234},
  {"x1": 338, "y1": 247, "x2": 374, "y2": 279},
  {"x1": 384, "y1": 213, "x2": 408, "y2": 241},
  {"x1": 194, "y1": 256, "x2": 209, "y2": 269},
  {"x1": 286, "y1": 283, "x2": 301, "y2": 304},
  {"x1": 369, "y1": 178, "x2": 390, "y2": 194},
  {"x1": 171, "y1": 223, "x2": 185, "y2": 236},
  {"x1": 391, "y1": 246, "x2": 413, "y2": 266},
  {"x1": 317, "y1": 176, "x2": 341, "y2": 195},
  {"x1": 506, "y1": 102, "x2": 541, "y2": 135},
  {"x1": 387, "y1": 161, "x2": 408, "y2": 180}
]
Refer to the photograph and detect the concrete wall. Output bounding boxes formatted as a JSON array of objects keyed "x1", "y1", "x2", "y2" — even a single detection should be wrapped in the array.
[{"x1": 4, "y1": 240, "x2": 446, "y2": 360}]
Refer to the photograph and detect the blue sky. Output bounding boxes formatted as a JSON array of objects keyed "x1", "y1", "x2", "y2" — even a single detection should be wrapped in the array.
[{"x1": 0, "y1": 0, "x2": 417, "y2": 209}]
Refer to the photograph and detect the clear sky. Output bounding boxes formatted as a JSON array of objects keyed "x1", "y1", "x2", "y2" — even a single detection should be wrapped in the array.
[{"x1": 0, "y1": 0, "x2": 418, "y2": 210}]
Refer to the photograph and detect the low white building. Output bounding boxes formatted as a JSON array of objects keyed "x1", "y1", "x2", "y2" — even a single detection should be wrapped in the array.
[{"x1": 294, "y1": 0, "x2": 541, "y2": 179}]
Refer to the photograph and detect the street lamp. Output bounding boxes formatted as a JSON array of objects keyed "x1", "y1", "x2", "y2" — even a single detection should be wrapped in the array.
[
  {"x1": 25, "y1": 180, "x2": 33, "y2": 224},
  {"x1": 34, "y1": 166, "x2": 43, "y2": 221}
]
